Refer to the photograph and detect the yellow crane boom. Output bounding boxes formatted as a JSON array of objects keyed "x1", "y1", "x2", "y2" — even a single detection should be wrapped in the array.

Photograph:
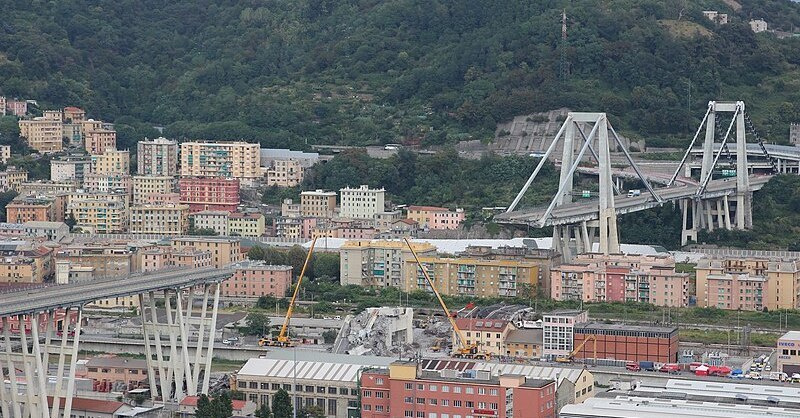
[
  {"x1": 259, "y1": 237, "x2": 317, "y2": 347},
  {"x1": 403, "y1": 238, "x2": 479, "y2": 357},
  {"x1": 556, "y1": 334, "x2": 596, "y2": 363}
]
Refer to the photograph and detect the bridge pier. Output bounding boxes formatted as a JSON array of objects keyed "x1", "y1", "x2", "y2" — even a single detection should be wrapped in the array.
[
  {"x1": 140, "y1": 282, "x2": 220, "y2": 403},
  {"x1": 1, "y1": 307, "x2": 84, "y2": 418}
]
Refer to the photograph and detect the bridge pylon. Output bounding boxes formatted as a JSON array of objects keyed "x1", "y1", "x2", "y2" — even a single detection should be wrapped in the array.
[
  {"x1": 671, "y1": 101, "x2": 756, "y2": 245},
  {"x1": 506, "y1": 112, "x2": 661, "y2": 261}
]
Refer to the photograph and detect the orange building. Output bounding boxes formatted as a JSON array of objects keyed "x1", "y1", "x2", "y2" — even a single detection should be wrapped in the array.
[
  {"x1": 6, "y1": 197, "x2": 58, "y2": 223},
  {"x1": 572, "y1": 322, "x2": 679, "y2": 363},
  {"x1": 406, "y1": 205, "x2": 465, "y2": 230}
]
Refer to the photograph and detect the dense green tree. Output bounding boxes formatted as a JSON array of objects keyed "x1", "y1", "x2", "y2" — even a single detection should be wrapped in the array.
[
  {"x1": 298, "y1": 405, "x2": 326, "y2": 418},
  {"x1": 286, "y1": 245, "x2": 311, "y2": 278},
  {"x1": 272, "y1": 388, "x2": 293, "y2": 418},
  {"x1": 0, "y1": 191, "x2": 18, "y2": 223},
  {"x1": 196, "y1": 394, "x2": 232, "y2": 418},
  {"x1": 255, "y1": 403, "x2": 273, "y2": 418},
  {"x1": 312, "y1": 253, "x2": 339, "y2": 279},
  {"x1": 245, "y1": 312, "x2": 271, "y2": 336}
]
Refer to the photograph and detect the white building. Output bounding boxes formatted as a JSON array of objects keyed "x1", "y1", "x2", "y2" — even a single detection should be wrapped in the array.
[
  {"x1": 542, "y1": 309, "x2": 588, "y2": 358},
  {"x1": 51, "y1": 156, "x2": 91, "y2": 182},
  {"x1": 750, "y1": 19, "x2": 768, "y2": 33},
  {"x1": 561, "y1": 396, "x2": 800, "y2": 418},
  {"x1": 191, "y1": 210, "x2": 230, "y2": 235},
  {"x1": 339, "y1": 185, "x2": 385, "y2": 220}
]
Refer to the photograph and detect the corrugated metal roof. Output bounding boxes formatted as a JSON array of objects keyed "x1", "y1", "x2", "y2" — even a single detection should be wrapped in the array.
[
  {"x1": 472, "y1": 363, "x2": 587, "y2": 385},
  {"x1": 237, "y1": 358, "x2": 367, "y2": 383}
]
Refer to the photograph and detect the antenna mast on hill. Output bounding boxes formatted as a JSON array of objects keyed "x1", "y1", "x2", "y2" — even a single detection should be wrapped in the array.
[{"x1": 559, "y1": 9, "x2": 569, "y2": 82}]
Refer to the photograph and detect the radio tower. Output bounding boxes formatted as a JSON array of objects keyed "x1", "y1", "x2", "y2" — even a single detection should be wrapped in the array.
[{"x1": 559, "y1": 9, "x2": 568, "y2": 82}]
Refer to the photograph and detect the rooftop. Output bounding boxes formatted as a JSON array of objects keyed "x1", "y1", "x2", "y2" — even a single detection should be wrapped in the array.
[
  {"x1": 560, "y1": 396, "x2": 800, "y2": 418},
  {"x1": 85, "y1": 356, "x2": 148, "y2": 369},
  {"x1": 545, "y1": 309, "x2": 586, "y2": 316},
  {"x1": 47, "y1": 396, "x2": 123, "y2": 414},
  {"x1": 454, "y1": 318, "x2": 509, "y2": 331},
  {"x1": 237, "y1": 355, "x2": 394, "y2": 382},
  {"x1": 504, "y1": 329, "x2": 543, "y2": 345},
  {"x1": 781, "y1": 331, "x2": 800, "y2": 340},
  {"x1": 231, "y1": 260, "x2": 292, "y2": 271},
  {"x1": 575, "y1": 322, "x2": 677, "y2": 334}
]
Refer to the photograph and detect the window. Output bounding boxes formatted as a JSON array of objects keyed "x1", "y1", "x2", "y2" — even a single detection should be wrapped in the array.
[
  {"x1": 376, "y1": 406, "x2": 385, "y2": 412},
  {"x1": 442, "y1": 400, "x2": 449, "y2": 406},
  {"x1": 465, "y1": 387, "x2": 474, "y2": 394},
  {"x1": 490, "y1": 403, "x2": 498, "y2": 410},
  {"x1": 454, "y1": 400, "x2": 462, "y2": 407},
  {"x1": 454, "y1": 386, "x2": 462, "y2": 394},
  {"x1": 465, "y1": 401, "x2": 474, "y2": 408},
  {"x1": 442, "y1": 385, "x2": 450, "y2": 393},
  {"x1": 317, "y1": 386, "x2": 326, "y2": 393},
  {"x1": 305, "y1": 386, "x2": 313, "y2": 393},
  {"x1": 478, "y1": 402, "x2": 486, "y2": 409},
  {"x1": 272, "y1": 383, "x2": 281, "y2": 390},
  {"x1": 376, "y1": 392, "x2": 385, "y2": 399},
  {"x1": 363, "y1": 391, "x2": 372, "y2": 398},
  {"x1": 405, "y1": 397, "x2": 413, "y2": 403},
  {"x1": 405, "y1": 412, "x2": 414, "y2": 418},
  {"x1": 340, "y1": 388, "x2": 349, "y2": 395},
  {"x1": 429, "y1": 384, "x2": 437, "y2": 391},
  {"x1": 429, "y1": 414, "x2": 437, "y2": 418},
  {"x1": 328, "y1": 387, "x2": 337, "y2": 394},
  {"x1": 328, "y1": 399, "x2": 337, "y2": 416},
  {"x1": 364, "y1": 405, "x2": 372, "y2": 411},
  {"x1": 429, "y1": 399, "x2": 438, "y2": 405},
  {"x1": 478, "y1": 388, "x2": 486, "y2": 395},
  {"x1": 490, "y1": 389, "x2": 498, "y2": 396},
  {"x1": 418, "y1": 384, "x2": 424, "y2": 390},
  {"x1": 406, "y1": 383, "x2": 413, "y2": 390},
  {"x1": 417, "y1": 398, "x2": 425, "y2": 404},
  {"x1": 417, "y1": 413, "x2": 425, "y2": 418},
  {"x1": 376, "y1": 378, "x2": 384, "y2": 385}
]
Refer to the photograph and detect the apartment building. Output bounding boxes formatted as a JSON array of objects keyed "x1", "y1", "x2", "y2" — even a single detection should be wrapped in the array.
[
  {"x1": 170, "y1": 237, "x2": 242, "y2": 268},
  {"x1": 373, "y1": 210, "x2": 403, "y2": 231},
  {"x1": 51, "y1": 156, "x2": 92, "y2": 182},
  {"x1": 62, "y1": 107, "x2": 86, "y2": 147},
  {"x1": 361, "y1": 361, "x2": 557, "y2": 418},
  {"x1": 405, "y1": 257, "x2": 539, "y2": 298},
  {"x1": 0, "y1": 255, "x2": 49, "y2": 284},
  {"x1": 132, "y1": 176, "x2": 176, "y2": 205},
  {"x1": 18, "y1": 111, "x2": 63, "y2": 153},
  {"x1": 696, "y1": 257, "x2": 800, "y2": 311},
  {"x1": 223, "y1": 260, "x2": 292, "y2": 298},
  {"x1": 6, "y1": 196, "x2": 58, "y2": 223},
  {"x1": 551, "y1": 253, "x2": 689, "y2": 307},
  {"x1": 6, "y1": 99, "x2": 27, "y2": 117},
  {"x1": 191, "y1": 211, "x2": 230, "y2": 235},
  {"x1": 266, "y1": 159, "x2": 304, "y2": 187},
  {"x1": 407, "y1": 205, "x2": 465, "y2": 230},
  {"x1": 572, "y1": 322, "x2": 679, "y2": 363},
  {"x1": 460, "y1": 246, "x2": 562, "y2": 295},
  {"x1": 0, "y1": 145, "x2": 10, "y2": 164},
  {"x1": 137, "y1": 137, "x2": 178, "y2": 176},
  {"x1": 19, "y1": 181, "x2": 78, "y2": 196},
  {"x1": 281, "y1": 199, "x2": 301, "y2": 218},
  {"x1": 91, "y1": 149, "x2": 130, "y2": 174},
  {"x1": 300, "y1": 190, "x2": 336, "y2": 218},
  {"x1": 276, "y1": 216, "x2": 303, "y2": 238},
  {"x1": 228, "y1": 212, "x2": 265, "y2": 237},
  {"x1": 55, "y1": 241, "x2": 133, "y2": 279},
  {"x1": 129, "y1": 204, "x2": 189, "y2": 235},
  {"x1": 82, "y1": 119, "x2": 116, "y2": 154},
  {"x1": 180, "y1": 141, "x2": 260, "y2": 184},
  {"x1": 0, "y1": 167, "x2": 29, "y2": 192},
  {"x1": 23, "y1": 221, "x2": 69, "y2": 242},
  {"x1": 339, "y1": 185, "x2": 385, "y2": 219},
  {"x1": 140, "y1": 246, "x2": 212, "y2": 273},
  {"x1": 82, "y1": 173, "x2": 132, "y2": 195},
  {"x1": 62, "y1": 106, "x2": 86, "y2": 123},
  {"x1": 542, "y1": 310, "x2": 589, "y2": 358},
  {"x1": 453, "y1": 318, "x2": 511, "y2": 356},
  {"x1": 178, "y1": 177, "x2": 240, "y2": 212},
  {"x1": 339, "y1": 240, "x2": 437, "y2": 288},
  {"x1": 67, "y1": 193, "x2": 129, "y2": 234},
  {"x1": 505, "y1": 329, "x2": 544, "y2": 359}
]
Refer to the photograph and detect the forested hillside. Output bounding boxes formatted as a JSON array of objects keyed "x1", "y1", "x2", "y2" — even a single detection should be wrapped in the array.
[{"x1": 1, "y1": 0, "x2": 800, "y2": 150}]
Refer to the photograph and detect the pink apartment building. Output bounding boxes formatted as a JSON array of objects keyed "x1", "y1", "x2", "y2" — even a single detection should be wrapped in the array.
[
  {"x1": 407, "y1": 205, "x2": 465, "y2": 230},
  {"x1": 551, "y1": 253, "x2": 690, "y2": 307}
]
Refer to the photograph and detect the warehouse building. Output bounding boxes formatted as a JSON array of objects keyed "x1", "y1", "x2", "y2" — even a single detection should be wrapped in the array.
[{"x1": 572, "y1": 322, "x2": 679, "y2": 363}]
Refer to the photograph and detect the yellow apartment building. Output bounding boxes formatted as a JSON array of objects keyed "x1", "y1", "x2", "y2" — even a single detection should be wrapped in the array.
[
  {"x1": 339, "y1": 240, "x2": 437, "y2": 288},
  {"x1": 18, "y1": 111, "x2": 63, "y2": 153},
  {"x1": 180, "y1": 141, "x2": 260, "y2": 184},
  {"x1": 404, "y1": 257, "x2": 539, "y2": 297},
  {"x1": 227, "y1": 212, "x2": 265, "y2": 237},
  {"x1": 300, "y1": 189, "x2": 336, "y2": 218},
  {"x1": 129, "y1": 204, "x2": 189, "y2": 235},
  {"x1": 171, "y1": 237, "x2": 243, "y2": 268},
  {"x1": 91, "y1": 149, "x2": 130, "y2": 174},
  {"x1": 132, "y1": 176, "x2": 177, "y2": 205}
]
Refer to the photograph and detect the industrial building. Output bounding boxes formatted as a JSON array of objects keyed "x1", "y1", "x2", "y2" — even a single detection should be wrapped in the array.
[
  {"x1": 572, "y1": 322, "x2": 679, "y2": 363},
  {"x1": 560, "y1": 396, "x2": 800, "y2": 418}
]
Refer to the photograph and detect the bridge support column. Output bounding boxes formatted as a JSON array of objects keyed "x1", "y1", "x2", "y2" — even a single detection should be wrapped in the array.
[
  {"x1": 680, "y1": 199, "x2": 697, "y2": 246},
  {"x1": 1, "y1": 308, "x2": 83, "y2": 418},
  {"x1": 141, "y1": 283, "x2": 221, "y2": 403}
]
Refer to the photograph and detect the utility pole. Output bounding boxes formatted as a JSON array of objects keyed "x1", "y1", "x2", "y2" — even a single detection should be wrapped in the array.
[{"x1": 559, "y1": 10, "x2": 569, "y2": 82}]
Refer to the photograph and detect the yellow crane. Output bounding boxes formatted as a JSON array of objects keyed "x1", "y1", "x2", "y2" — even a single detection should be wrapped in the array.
[
  {"x1": 555, "y1": 334, "x2": 597, "y2": 363},
  {"x1": 403, "y1": 238, "x2": 489, "y2": 360},
  {"x1": 259, "y1": 237, "x2": 317, "y2": 347}
]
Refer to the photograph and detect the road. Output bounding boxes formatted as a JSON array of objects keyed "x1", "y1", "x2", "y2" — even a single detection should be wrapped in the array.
[
  {"x1": 496, "y1": 175, "x2": 770, "y2": 227},
  {"x1": 0, "y1": 267, "x2": 234, "y2": 316}
]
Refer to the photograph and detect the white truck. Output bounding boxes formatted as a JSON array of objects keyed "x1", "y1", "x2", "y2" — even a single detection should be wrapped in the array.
[
  {"x1": 769, "y1": 372, "x2": 788, "y2": 381},
  {"x1": 627, "y1": 189, "x2": 641, "y2": 198}
]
